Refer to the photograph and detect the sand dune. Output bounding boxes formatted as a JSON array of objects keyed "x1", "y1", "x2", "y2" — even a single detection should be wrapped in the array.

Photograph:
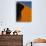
[{"x1": 21, "y1": 6, "x2": 32, "y2": 22}]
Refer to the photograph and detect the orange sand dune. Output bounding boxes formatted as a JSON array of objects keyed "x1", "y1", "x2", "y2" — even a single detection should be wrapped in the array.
[{"x1": 21, "y1": 5, "x2": 32, "y2": 22}]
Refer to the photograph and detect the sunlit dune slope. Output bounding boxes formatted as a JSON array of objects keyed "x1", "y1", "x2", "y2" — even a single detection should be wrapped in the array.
[{"x1": 21, "y1": 5, "x2": 32, "y2": 22}]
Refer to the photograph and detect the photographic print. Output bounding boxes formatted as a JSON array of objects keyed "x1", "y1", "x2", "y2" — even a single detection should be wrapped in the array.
[{"x1": 16, "y1": 1, "x2": 32, "y2": 22}]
